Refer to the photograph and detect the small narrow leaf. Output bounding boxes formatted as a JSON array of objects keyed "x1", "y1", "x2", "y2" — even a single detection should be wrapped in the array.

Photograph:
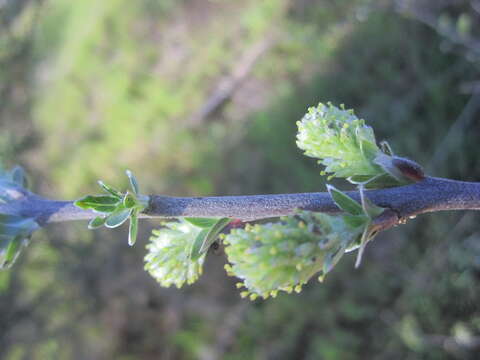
[
  {"x1": 359, "y1": 185, "x2": 384, "y2": 218},
  {"x1": 364, "y1": 173, "x2": 402, "y2": 189},
  {"x1": 347, "y1": 173, "x2": 401, "y2": 188},
  {"x1": 199, "y1": 217, "x2": 231, "y2": 254},
  {"x1": 74, "y1": 195, "x2": 120, "y2": 212},
  {"x1": 105, "y1": 208, "x2": 132, "y2": 228},
  {"x1": 359, "y1": 139, "x2": 380, "y2": 161},
  {"x1": 3, "y1": 237, "x2": 24, "y2": 268},
  {"x1": 343, "y1": 214, "x2": 369, "y2": 229},
  {"x1": 347, "y1": 174, "x2": 376, "y2": 184},
  {"x1": 94, "y1": 205, "x2": 122, "y2": 213},
  {"x1": 322, "y1": 244, "x2": 347, "y2": 275},
  {"x1": 184, "y1": 217, "x2": 219, "y2": 228},
  {"x1": 97, "y1": 180, "x2": 123, "y2": 199},
  {"x1": 126, "y1": 170, "x2": 139, "y2": 195},
  {"x1": 354, "y1": 223, "x2": 379, "y2": 268},
  {"x1": 88, "y1": 216, "x2": 106, "y2": 229},
  {"x1": 128, "y1": 210, "x2": 139, "y2": 246},
  {"x1": 327, "y1": 185, "x2": 363, "y2": 215},
  {"x1": 190, "y1": 229, "x2": 209, "y2": 261}
]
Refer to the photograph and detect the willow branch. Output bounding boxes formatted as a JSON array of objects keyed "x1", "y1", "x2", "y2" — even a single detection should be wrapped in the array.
[{"x1": 2, "y1": 177, "x2": 480, "y2": 228}]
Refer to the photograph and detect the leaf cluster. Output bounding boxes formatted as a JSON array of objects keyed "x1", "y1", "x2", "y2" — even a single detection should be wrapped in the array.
[{"x1": 75, "y1": 170, "x2": 149, "y2": 246}]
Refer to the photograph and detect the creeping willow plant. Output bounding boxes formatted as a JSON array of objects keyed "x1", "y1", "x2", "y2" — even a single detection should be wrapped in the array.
[
  {"x1": 1, "y1": 102, "x2": 426, "y2": 299},
  {"x1": 141, "y1": 102, "x2": 424, "y2": 299}
]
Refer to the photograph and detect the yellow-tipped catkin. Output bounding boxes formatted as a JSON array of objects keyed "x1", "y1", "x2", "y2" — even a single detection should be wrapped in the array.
[
  {"x1": 223, "y1": 211, "x2": 363, "y2": 298},
  {"x1": 296, "y1": 102, "x2": 383, "y2": 179}
]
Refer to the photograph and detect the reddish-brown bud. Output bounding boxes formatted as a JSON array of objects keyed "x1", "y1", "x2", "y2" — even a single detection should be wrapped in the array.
[
  {"x1": 374, "y1": 153, "x2": 425, "y2": 183},
  {"x1": 391, "y1": 156, "x2": 425, "y2": 182}
]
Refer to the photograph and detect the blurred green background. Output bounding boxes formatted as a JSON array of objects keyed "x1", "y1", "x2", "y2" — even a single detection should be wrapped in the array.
[{"x1": 1, "y1": 0, "x2": 480, "y2": 359}]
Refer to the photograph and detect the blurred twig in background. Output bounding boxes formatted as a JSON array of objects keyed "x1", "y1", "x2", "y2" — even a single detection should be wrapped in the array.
[{"x1": 189, "y1": 34, "x2": 277, "y2": 126}]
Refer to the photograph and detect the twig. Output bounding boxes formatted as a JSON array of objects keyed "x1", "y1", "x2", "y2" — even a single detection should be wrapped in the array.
[{"x1": 3, "y1": 177, "x2": 480, "y2": 231}]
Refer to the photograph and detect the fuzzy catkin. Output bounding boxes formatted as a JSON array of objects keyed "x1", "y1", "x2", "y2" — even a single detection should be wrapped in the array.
[
  {"x1": 145, "y1": 220, "x2": 206, "y2": 288},
  {"x1": 223, "y1": 211, "x2": 363, "y2": 299},
  {"x1": 296, "y1": 102, "x2": 382, "y2": 179}
]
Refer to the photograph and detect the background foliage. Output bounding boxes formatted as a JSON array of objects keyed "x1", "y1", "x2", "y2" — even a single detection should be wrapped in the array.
[{"x1": 1, "y1": 0, "x2": 479, "y2": 359}]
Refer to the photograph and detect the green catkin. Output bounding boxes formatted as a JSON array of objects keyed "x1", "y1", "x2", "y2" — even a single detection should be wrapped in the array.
[
  {"x1": 296, "y1": 102, "x2": 383, "y2": 179},
  {"x1": 223, "y1": 211, "x2": 364, "y2": 299},
  {"x1": 145, "y1": 220, "x2": 206, "y2": 288}
]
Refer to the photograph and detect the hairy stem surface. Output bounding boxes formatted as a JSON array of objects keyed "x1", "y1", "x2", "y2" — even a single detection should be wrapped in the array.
[{"x1": 2, "y1": 177, "x2": 479, "y2": 227}]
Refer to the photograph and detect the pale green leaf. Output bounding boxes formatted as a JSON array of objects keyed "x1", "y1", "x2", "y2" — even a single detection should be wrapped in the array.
[
  {"x1": 359, "y1": 185, "x2": 384, "y2": 218},
  {"x1": 190, "y1": 229, "x2": 209, "y2": 261},
  {"x1": 88, "y1": 216, "x2": 106, "y2": 229},
  {"x1": 4, "y1": 237, "x2": 23, "y2": 267},
  {"x1": 199, "y1": 217, "x2": 231, "y2": 254},
  {"x1": 97, "y1": 180, "x2": 122, "y2": 198},
  {"x1": 322, "y1": 244, "x2": 347, "y2": 275},
  {"x1": 327, "y1": 185, "x2": 363, "y2": 215},
  {"x1": 126, "y1": 170, "x2": 139, "y2": 195},
  {"x1": 128, "y1": 210, "x2": 138, "y2": 246},
  {"x1": 184, "y1": 217, "x2": 219, "y2": 228},
  {"x1": 105, "y1": 208, "x2": 132, "y2": 228},
  {"x1": 74, "y1": 195, "x2": 120, "y2": 212},
  {"x1": 343, "y1": 214, "x2": 368, "y2": 229}
]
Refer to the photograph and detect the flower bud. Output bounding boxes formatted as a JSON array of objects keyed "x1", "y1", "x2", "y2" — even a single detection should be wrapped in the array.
[{"x1": 374, "y1": 153, "x2": 425, "y2": 183}]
